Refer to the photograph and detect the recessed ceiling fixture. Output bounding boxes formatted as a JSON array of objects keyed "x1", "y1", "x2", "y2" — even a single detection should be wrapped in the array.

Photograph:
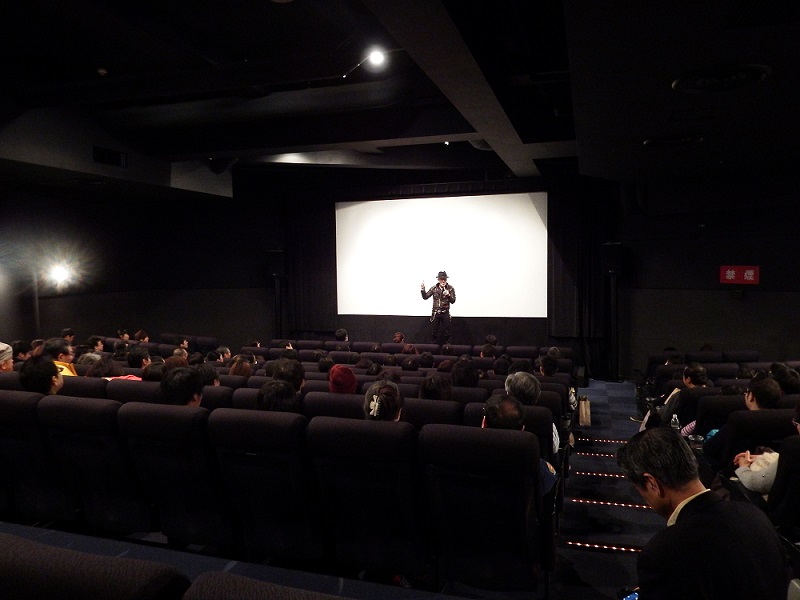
[
  {"x1": 671, "y1": 64, "x2": 771, "y2": 93},
  {"x1": 643, "y1": 135, "x2": 704, "y2": 147}
]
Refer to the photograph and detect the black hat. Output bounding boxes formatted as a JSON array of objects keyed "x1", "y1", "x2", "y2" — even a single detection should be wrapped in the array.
[{"x1": 437, "y1": 271, "x2": 448, "y2": 279}]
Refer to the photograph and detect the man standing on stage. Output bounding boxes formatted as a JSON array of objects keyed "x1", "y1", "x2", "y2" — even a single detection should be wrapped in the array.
[{"x1": 421, "y1": 271, "x2": 456, "y2": 345}]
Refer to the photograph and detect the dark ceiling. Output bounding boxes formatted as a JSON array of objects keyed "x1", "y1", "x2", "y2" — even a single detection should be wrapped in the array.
[{"x1": 1, "y1": 0, "x2": 799, "y2": 194}]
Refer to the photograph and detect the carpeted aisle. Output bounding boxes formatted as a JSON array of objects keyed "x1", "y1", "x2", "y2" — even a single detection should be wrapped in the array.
[{"x1": 550, "y1": 379, "x2": 662, "y2": 600}]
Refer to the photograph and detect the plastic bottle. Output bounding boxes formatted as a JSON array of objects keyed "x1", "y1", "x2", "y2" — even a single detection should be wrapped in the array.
[{"x1": 670, "y1": 414, "x2": 680, "y2": 432}]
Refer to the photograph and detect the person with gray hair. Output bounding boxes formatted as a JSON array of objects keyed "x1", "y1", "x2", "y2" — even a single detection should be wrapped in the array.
[
  {"x1": 505, "y1": 371, "x2": 559, "y2": 454},
  {"x1": 615, "y1": 427, "x2": 788, "y2": 600},
  {"x1": 0, "y1": 342, "x2": 13, "y2": 372}
]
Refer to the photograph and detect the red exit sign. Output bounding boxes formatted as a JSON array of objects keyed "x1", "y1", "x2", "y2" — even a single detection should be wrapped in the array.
[{"x1": 720, "y1": 265, "x2": 760, "y2": 285}]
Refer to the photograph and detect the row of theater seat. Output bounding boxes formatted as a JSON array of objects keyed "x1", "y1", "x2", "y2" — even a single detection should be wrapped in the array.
[
  {"x1": 0, "y1": 391, "x2": 555, "y2": 595},
  {"x1": 0, "y1": 531, "x2": 380, "y2": 600}
]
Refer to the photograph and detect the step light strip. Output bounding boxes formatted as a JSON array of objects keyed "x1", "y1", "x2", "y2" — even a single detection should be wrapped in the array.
[
  {"x1": 570, "y1": 498, "x2": 650, "y2": 510},
  {"x1": 572, "y1": 471, "x2": 626, "y2": 478},
  {"x1": 564, "y1": 541, "x2": 641, "y2": 553},
  {"x1": 574, "y1": 451, "x2": 616, "y2": 457},
  {"x1": 576, "y1": 437, "x2": 628, "y2": 444}
]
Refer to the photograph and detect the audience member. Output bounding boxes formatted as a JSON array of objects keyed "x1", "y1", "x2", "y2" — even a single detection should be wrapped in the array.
[
  {"x1": 141, "y1": 361, "x2": 166, "y2": 382},
  {"x1": 508, "y1": 358, "x2": 535, "y2": 374},
  {"x1": 11, "y1": 340, "x2": 32, "y2": 363},
  {"x1": 451, "y1": 358, "x2": 479, "y2": 387},
  {"x1": 246, "y1": 339, "x2": 261, "y2": 348},
  {"x1": 215, "y1": 346, "x2": 232, "y2": 363},
  {"x1": 60, "y1": 328, "x2": 76, "y2": 345},
  {"x1": 539, "y1": 355, "x2": 559, "y2": 377},
  {"x1": 87, "y1": 335, "x2": 105, "y2": 354},
  {"x1": 354, "y1": 357, "x2": 374, "y2": 370},
  {"x1": 419, "y1": 374, "x2": 452, "y2": 401},
  {"x1": 366, "y1": 362, "x2": 382, "y2": 376},
  {"x1": 112, "y1": 340, "x2": 130, "y2": 362},
  {"x1": 769, "y1": 362, "x2": 800, "y2": 394},
  {"x1": 75, "y1": 352, "x2": 102, "y2": 366},
  {"x1": 228, "y1": 356, "x2": 252, "y2": 377},
  {"x1": 392, "y1": 332, "x2": 405, "y2": 344},
  {"x1": 484, "y1": 333, "x2": 498, "y2": 347},
  {"x1": 134, "y1": 330, "x2": 150, "y2": 342},
  {"x1": 482, "y1": 394, "x2": 557, "y2": 494},
  {"x1": 41, "y1": 337, "x2": 78, "y2": 376},
  {"x1": 639, "y1": 362, "x2": 708, "y2": 429},
  {"x1": 160, "y1": 366, "x2": 203, "y2": 406},
  {"x1": 280, "y1": 347, "x2": 299, "y2": 361},
  {"x1": 335, "y1": 328, "x2": 349, "y2": 342},
  {"x1": 117, "y1": 329, "x2": 130, "y2": 341},
  {"x1": 85, "y1": 356, "x2": 131, "y2": 379},
  {"x1": 187, "y1": 352, "x2": 206, "y2": 365},
  {"x1": 376, "y1": 368, "x2": 402, "y2": 384},
  {"x1": 401, "y1": 343, "x2": 418, "y2": 355},
  {"x1": 272, "y1": 358, "x2": 305, "y2": 393},
  {"x1": 257, "y1": 379, "x2": 301, "y2": 413},
  {"x1": 400, "y1": 356, "x2": 419, "y2": 371},
  {"x1": 178, "y1": 338, "x2": 190, "y2": 351},
  {"x1": 328, "y1": 364, "x2": 358, "y2": 394},
  {"x1": 615, "y1": 427, "x2": 788, "y2": 600},
  {"x1": 164, "y1": 355, "x2": 189, "y2": 371},
  {"x1": 19, "y1": 356, "x2": 64, "y2": 395},
  {"x1": 127, "y1": 346, "x2": 152, "y2": 369},
  {"x1": 490, "y1": 355, "x2": 511, "y2": 378},
  {"x1": 479, "y1": 343, "x2": 496, "y2": 358},
  {"x1": 206, "y1": 351, "x2": 221, "y2": 362},
  {"x1": 0, "y1": 342, "x2": 13, "y2": 372},
  {"x1": 318, "y1": 356, "x2": 335, "y2": 374},
  {"x1": 419, "y1": 351, "x2": 435, "y2": 368},
  {"x1": 194, "y1": 362, "x2": 220, "y2": 387},
  {"x1": 172, "y1": 347, "x2": 189, "y2": 360},
  {"x1": 505, "y1": 370, "x2": 559, "y2": 455},
  {"x1": 363, "y1": 379, "x2": 404, "y2": 421},
  {"x1": 436, "y1": 359, "x2": 454, "y2": 373},
  {"x1": 703, "y1": 373, "x2": 782, "y2": 471}
]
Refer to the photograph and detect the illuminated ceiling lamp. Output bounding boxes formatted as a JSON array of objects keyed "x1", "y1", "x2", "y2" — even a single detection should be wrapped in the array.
[{"x1": 343, "y1": 47, "x2": 391, "y2": 78}]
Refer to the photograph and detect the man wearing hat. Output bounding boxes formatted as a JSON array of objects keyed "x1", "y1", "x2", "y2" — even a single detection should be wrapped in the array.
[
  {"x1": 0, "y1": 342, "x2": 14, "y2": 372},
  {"x1": 421, "y1": 271, "x2": 456, "y2": 345}
]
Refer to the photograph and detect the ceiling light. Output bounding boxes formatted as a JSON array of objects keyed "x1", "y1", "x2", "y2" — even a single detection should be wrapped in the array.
[
  {"x1": 671, "y1": 64, "x2": 771, "y2": 93},
  {"x1": 367, "y1": 50, "x2": 385, "y2": 66}
]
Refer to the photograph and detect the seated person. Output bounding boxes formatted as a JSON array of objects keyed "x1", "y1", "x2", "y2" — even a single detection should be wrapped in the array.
[
  {"x1": 19, "y1": 356, "x2": 64, "y2": 395},
  {"x1": 257, "y1": 379, "x2": 302, "y2": 413},
  {"x1": 482, "y1": 394, "x2": 557, "y2": 495},
  {"x1": 328, "y1": 364, "x2": 357, "y2": 394},
  {"x1": 731, "y1": 396, "x2": 800, "y2": 499},
  {"x1": 419, "y1": 374, "x2": 452, "y2": 401},
  {"x1": 703, "y1": 373, "x2": 782, "y2": 472},
  {"x1": 363, "y1": 380, "x2": 403, "y2": 421}
]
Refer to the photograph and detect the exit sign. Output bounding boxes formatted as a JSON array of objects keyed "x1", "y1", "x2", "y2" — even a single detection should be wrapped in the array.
[{"x1": 720, "y1": 265, "x2": 760, "y2": 285}]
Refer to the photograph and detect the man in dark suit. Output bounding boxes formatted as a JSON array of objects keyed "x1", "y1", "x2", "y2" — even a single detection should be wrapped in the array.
[{"x1": 616, "y1": 427, "x2": 789, "y2": 600}]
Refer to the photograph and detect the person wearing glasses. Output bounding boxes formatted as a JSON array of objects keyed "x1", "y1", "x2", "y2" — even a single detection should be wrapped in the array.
[
  {"x1": 39, "y1": 336, "x2": 78, "y2": 376},
  {"x1": 731, "y1": 398, "x2": 800, "y2": 499},
  {"x1": 702, "y1": 373, "x2": 782, "y2": 471}
]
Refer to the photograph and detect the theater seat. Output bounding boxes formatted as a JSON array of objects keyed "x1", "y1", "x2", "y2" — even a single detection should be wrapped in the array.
[{"x1": 0, "y1": 532, "x2": 190, "y2": 600}]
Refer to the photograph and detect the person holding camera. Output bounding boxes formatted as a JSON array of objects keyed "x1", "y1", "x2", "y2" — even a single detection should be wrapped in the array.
[{"x1": 421, "y1": 270, "x2": 456, "y2": 345}]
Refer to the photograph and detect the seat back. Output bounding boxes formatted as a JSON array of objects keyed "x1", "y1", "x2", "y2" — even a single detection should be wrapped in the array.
[
  {"x1": 401, "y1": 398, "x2": 463, "y2": 429},
  {"x1": 768, "y1": 434, "x2": 800, "y2": 528},
  {"x1": 720, "y1": 408, "x2": 796, "y2": 467},
  {"x1": 207, "y1": 409, "x2": 323, "y2": 562},
  {"x1": 302, "y1": 392, "x2": 363, "y2": 420},
  {"x1": 695, "y1": 394, "x2": 747, "y2": 436},
  {"x1": 0, "y1": 390, "x2": 80, "y2": 522},
  {"x1": 217, "y1": 374, "x2": 248, "y2": 390},
  {"x1": 231, "y1": 387, "x2": 260, "y2": 410},
  {"x1": 106, "y1": 379, "x2": 164, "y2": 404},
  {"x1": 449, "y1": 386, "x2": 489, "y2": 405},
  {"x1": 0, "y1": 371, "x2": 23, "y2": 391},
  {"x1": 59, "y1": 376, "x2": 109, "y2": 398},
  {"x1": 117, "y1": 403, "x2": 234, "y2": 547},
  {"x1": 199, "y1": 385, "x2": 234, "y2": 411},
  {"x1": 37, "y1": 395, "x2": 154, "y2": 534},
  {"x1": 418, "y1": 423, "x2": 542, "y2": 591},
  {"x1": 305, "y1": 416, "x2": 430, "y2": 577}
]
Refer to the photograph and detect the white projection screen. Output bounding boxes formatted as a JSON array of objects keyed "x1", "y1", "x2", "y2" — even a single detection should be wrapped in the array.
[{"x1": 335, "y1": 192, "x2": 547, "y2": 318}]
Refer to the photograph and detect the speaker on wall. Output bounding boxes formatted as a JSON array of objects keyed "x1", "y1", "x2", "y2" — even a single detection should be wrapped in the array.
[{"x1": 600, "y1": 242, "x2": 624, "y2": 275}]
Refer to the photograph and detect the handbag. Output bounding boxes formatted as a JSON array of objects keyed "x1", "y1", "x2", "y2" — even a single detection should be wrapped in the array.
[{"x1": 578, "y1": 395, "x2": 591, "y2": 427}]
